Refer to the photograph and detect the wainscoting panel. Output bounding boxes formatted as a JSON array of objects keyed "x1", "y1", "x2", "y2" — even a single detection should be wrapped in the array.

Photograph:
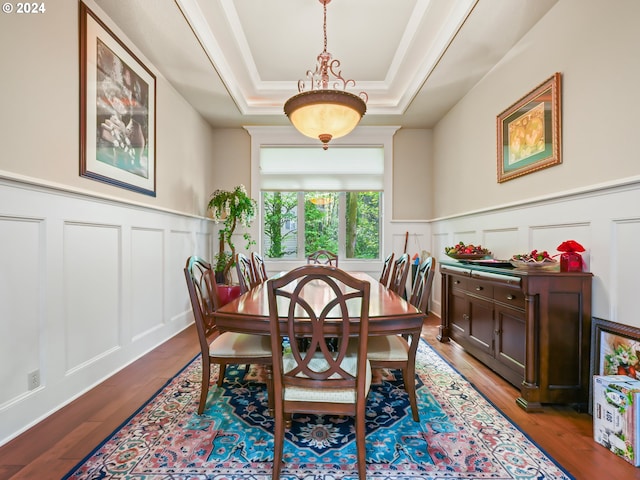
[
  {"x1": 63, "y1": 222, "x2": 121, "y2": 373},
  {"x1": 529, "y1": 223, "x2": 591, "y2": 270},
  {"x1": 484, "y1": 228, "x2": 519, "y2": 256},
  {"x1": 131, "y1": 227, "x2": 165, "y2": 341},
  {"x1": 0, "y1": 216, "x2": 42, "y2": 406},
  {"x1": 612, "y1": 218, "x2": 640, "y2": 324},
  {"x1": 0, "y1": 176, "x2": 215, "y2": 446},
  {"x1": 430, "y1": 232, "x2": 450, "y2": 312},
  {"x1": 168, "y1": 230, "x2": 197, "y2": 324}
]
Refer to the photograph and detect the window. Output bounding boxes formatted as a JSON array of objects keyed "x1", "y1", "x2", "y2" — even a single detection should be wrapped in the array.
[
  {"x1": 259, "y1": 146, "x2": 384, "y2": 261},
  {"x1": 262, "y1": 191, "x2": 381, "y2": 259}
]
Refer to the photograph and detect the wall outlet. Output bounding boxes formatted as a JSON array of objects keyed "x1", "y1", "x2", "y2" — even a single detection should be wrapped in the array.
[{"x1": 28, "y1": 370, "x2": 40, "y2": 390}]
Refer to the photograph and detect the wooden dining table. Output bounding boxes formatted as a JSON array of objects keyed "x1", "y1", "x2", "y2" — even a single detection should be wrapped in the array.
[{"x1": 213, "y1": 272, "x2": 425, "y2": 339}]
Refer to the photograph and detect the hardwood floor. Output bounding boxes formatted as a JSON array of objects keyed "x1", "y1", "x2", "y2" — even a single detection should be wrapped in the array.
[{"x1": 1, "y1": 317, "x2": 638, "y2": 479}]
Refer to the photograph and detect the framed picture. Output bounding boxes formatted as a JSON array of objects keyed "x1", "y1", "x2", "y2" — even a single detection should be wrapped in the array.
[
  {"x1": 589, "y1": 317, "x2": 640, "y2": 412},
  {"x1": 591, "y1": 317, "x2": 640, "y2": 379},
  {"x1": 496, "y1": 72, "x2": 561, "y2": 183},
  {"x1": 79, "y1": 2, "x2": 156, "y2": 196}
]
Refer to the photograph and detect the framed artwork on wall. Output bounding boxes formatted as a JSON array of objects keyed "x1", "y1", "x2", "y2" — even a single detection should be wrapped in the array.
[
  {"x1": 496, "y1": 72, "x2": 561, "y2": 183},
  {"x1": 79, "y1": 2, "x2": 157, "y2": 196}
]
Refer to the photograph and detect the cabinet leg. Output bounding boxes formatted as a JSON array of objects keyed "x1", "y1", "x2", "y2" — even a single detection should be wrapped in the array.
[
  {"x1": 516, "y1": 396, "x2": 543, "y2": 412},
  {"x1": 437, "y1": 326, "x2": 450, "y2": 342}
]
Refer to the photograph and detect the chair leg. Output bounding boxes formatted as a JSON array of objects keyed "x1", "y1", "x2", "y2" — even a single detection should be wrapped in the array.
[
  {"x1": 285, "y1": 412, "x2": 292, "y2": 429},
  {"x1": 272, "y1": 403, "x2": 284, "y2": 480},
  {"x1": 265, "y1": 365, "x2": 274, "y2": 417},
  {"x1": 216, "y1": 363, "x2": 226, "y2": 387},
  {"x1": 198, "y1": 359, "x2": 211, "y2": 415},
  {"x1": 403, "y1": 366, "x2": 419, "y2": 422},
  {"x1": 355, "y1": 409, "x2": 367, "y2": 480}
]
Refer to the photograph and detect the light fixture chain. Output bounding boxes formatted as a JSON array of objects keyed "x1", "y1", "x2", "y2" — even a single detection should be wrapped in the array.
[
  {"x1": 284, "y1": 0, "x2": 368, "y2": 149},
  {"x1": 323, "y1": 0, "x2": 327, "y2": 54}
]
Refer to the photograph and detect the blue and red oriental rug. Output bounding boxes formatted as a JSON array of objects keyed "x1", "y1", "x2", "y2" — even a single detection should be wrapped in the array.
[{"x1": 64, "y1": 340, "x2": 573, "y2": 479}]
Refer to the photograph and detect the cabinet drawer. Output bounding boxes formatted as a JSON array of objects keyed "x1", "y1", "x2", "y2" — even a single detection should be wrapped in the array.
[
  {"x1": 450, "y1": 276, "x2": 468, "y2": 291},
  {"x1": 468, "y1": 280, "x2": 492, "y2": 299},
  {"x1": 494, "y1": 286, "x2": 525, "y2": 309}
]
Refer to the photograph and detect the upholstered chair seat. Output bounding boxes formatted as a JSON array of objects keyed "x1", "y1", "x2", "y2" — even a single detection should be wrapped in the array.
[{"x1": 210, "y1": 331, "x2": 272, "y2": 357}]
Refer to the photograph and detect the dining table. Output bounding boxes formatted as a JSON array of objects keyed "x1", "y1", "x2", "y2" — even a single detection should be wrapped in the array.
[{"x1": 213, "y1": 271, "x2": 425, "y2": 340}]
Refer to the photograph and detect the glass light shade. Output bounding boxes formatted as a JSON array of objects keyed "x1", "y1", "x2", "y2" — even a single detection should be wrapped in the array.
[{"x1": 284, "y1": 90, "x2": 366, "y2": 148}]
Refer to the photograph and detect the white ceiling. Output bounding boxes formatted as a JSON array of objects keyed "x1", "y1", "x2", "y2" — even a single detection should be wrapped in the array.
[{"x1": 95, "y1": 0, "x2": 558, "y2": 129}]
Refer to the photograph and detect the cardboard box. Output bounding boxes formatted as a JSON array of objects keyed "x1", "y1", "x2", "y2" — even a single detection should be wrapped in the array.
[{"x1": 593, "y1": 375, "x2": 640, "y2": 466}]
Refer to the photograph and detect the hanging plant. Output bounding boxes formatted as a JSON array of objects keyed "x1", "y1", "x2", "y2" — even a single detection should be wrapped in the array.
[{"x1": 208, "y1": 184, "x2": 257, "y2": 284}]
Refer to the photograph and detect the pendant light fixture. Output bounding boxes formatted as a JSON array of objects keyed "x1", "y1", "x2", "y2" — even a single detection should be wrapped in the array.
[{"x1": 284, "y1": 0, "x2": 368, "y2": 150}]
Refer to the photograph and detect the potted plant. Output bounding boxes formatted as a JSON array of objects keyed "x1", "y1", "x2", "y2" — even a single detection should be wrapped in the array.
[{"x1": 208, "y1": 185, "x2": 257, "y2": 302}]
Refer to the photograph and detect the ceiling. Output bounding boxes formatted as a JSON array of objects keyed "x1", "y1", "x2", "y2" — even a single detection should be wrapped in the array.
[{"x1": 95, "y1": 0, "x2": 558, "y2": 130}]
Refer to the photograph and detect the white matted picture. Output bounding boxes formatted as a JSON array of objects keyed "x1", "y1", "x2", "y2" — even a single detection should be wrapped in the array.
[{"x1": 79, "y1": 2, "x2": 156, "y2": 196}]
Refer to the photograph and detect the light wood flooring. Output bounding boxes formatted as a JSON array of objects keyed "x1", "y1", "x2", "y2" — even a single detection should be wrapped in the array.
[{"x1": 0, "y1": 317, "x2": 638, "y2": 479}]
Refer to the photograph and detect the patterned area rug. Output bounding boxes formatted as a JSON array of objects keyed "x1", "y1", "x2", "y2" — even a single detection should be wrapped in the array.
[{"x1": 64, "y1": 340, "x2": 573, "y2": 479}]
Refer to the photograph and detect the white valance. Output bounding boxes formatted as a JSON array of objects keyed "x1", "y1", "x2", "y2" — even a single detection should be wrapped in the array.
[{"x1": 259, "y1": 146, "x2": 384, "y2": 191}]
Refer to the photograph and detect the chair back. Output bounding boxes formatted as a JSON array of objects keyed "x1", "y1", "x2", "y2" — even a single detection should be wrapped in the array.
[
  {"x1": 409, "y1": 256, "x2": 436, "y2": 313},
  {"x1": 251, "y1": 251, "x2": 268, "y2": 283},
  {"x1": 184, "y1": 256, "x2": 221, "y2": 355},
  {"x1": 267, "y1": 265, "x2": 370, "y2": 393},
  {"x1": 235, "y1": 252, "x2": 256, "y2": 293},
  {"x1": 306, "y1": 249, "x2": 338, "y2": 267},
  {"x1": 379, "y1": 252, "x2": 395, "y2": 286},
  {"x1": 389, "y1": 253, "x2": 410, "y2": 298}
]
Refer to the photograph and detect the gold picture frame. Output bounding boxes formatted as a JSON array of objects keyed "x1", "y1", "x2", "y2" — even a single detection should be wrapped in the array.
[
  {"x1": 79, "y1": 2, "x2": 157, "y2": 196},
  {"x1": 497, "y1": 73, "x2": 561, "y2": 183}
]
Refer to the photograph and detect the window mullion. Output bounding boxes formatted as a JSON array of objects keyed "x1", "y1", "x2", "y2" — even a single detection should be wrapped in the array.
[
  {"x1": 297, "y1": 191, "x2": 305, "y2": 259},
  {"x1": 337, "y1": 192, "x2": 346, "y2": 259}
]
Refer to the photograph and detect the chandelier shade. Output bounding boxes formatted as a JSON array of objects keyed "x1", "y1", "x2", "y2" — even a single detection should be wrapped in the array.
[
  {"x1": 284, "y1": 0, "x2": 367, "y2": 149},
  {"x1": 284, "y1": 90, "x2": 366, "y2": 147}
]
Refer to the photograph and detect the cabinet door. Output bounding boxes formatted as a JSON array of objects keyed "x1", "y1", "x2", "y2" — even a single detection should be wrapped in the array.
[
  {"x1": 495, "y1": 304, "x2": 525, "y2": 381},
  {"x1": 467, "y1": 295, "x2": 494, "y2": 356},
  {"x1": 449, "y1": 288, "x2": 469, "y2": 340}
]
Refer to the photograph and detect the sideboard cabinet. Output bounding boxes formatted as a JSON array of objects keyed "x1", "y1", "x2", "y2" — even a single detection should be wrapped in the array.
[{"x1": 438, "y1": 261, "x2": 592, "y2": 411}]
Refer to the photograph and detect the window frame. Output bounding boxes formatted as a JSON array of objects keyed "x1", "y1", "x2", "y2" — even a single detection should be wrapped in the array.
[
  {"x1": 246, "y1": 125, "x2": 399, "y2": 268},
  {"x1": 260, "y1": 190, "x2": 383, "y2": 261}
]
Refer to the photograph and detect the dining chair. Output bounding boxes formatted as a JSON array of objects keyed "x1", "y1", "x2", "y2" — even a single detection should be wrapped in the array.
[
  {"x1": 379, "y1": 252, "x2": 395, "y2": 287},
  {"x1": 251, "y1": 251, "x2": 268, "y2": 284},
  {"x1": 367, "y1": 256, "x2": 436, "y2": 422},
  {"x1": 235, "y1": 252, "x2": 257, "y2": 293},
  {"x1": 267, "y1": 265, "x2": 371, "y2": 480},
  {"x1": 408, "y1": 256, "x2": 436, "y2": 314},
  {"x1": 306, "y1": 249, "x2": 339, "y2": 267},
  {"x1": 184, "y1": 256, "x2": 272, "y2": 415},
  {"x1": 388, "y1": 252, "x2": 410, "y2": 298}
]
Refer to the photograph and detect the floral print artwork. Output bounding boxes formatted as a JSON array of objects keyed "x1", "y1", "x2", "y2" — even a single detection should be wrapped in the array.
[{"x1": 602, "y1": 331, "x2": 640, "y2": 379}]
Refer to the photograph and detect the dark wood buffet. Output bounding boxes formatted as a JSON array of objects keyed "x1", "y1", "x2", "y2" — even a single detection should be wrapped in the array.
[{"x1": 438, "y1": 260, "x2": 592, "y2": 411}]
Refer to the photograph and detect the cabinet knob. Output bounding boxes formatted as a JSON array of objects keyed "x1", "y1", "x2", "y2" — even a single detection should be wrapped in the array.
[
  {"x1": 507, "y1": 294, "x2": 515, "y2": 300},
  {"x1": 454, "y1": 280, "x2": 460, "y2": 285},
  {"x1": 475, "y1": 286, "x2": 483, "y2": 291}
]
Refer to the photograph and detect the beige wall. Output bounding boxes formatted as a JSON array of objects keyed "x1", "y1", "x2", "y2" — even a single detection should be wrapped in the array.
[
  {"x1": 0, "y1": 1, "x2": 216, "y2": 217},
  {"x1": 210, "y1": 129, "x2": 252, "y2": 192},
  {"x1": 393, "y1": 129, "x2": 433, "y2": 220},
  {"x1": 432, "y1": 0, "x2": 640, "y2": 218}
]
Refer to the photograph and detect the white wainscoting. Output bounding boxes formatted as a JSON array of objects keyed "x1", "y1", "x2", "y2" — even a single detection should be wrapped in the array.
[
  {"x1": 428, "y1": 178, "x2": 640, "y2": 328},
  {"x1": 0, "y1": 176, "x2": 215, "y2": 446},
  {"x1": 2, "y1": 173, "x2": 639, "y2": 446}
]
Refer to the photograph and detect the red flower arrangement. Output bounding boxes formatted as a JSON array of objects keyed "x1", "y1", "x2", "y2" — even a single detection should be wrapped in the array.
[
  {"x1": 557, "y1": 240, "x2": 585, "y2": 253},
  {"x1": 556, "y1": 240, "x2": 585, "y2": 272}
]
